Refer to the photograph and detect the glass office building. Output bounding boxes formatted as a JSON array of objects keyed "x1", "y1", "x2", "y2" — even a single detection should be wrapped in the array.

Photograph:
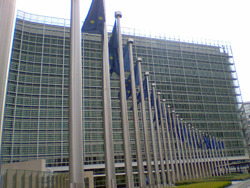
[{"x1": 2, "y1": 10, "x2": 248, "y2": 187}]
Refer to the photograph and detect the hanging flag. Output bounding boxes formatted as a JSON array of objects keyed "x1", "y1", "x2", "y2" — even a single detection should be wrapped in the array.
[
  {"x1": 125, "y1": 74, "x2": 132, "y2": 100},
  {"x1": 192, "y1": 131, "x2": 196, "y2": 148},
  {"x1": 215, "y1": 138, "x2": 218, "y2": 150},
  {"x1": 221, "y1": 140, "x2": 225, "y2": 149},
  {"x1": 204, "y1": 135, "x2": 210, "y2": 149},
  {"x1": 180, "y1": 122, "x2": 184, "y2": 142},
  {"x1": 82, "y1": 0, "x2": 105, "y2": 34},
  {"x1": 161, "y1": 103, "x2": 165, "y2": 118},
  {"x1": 150, "y1": 89, "x2": 154, "y2": 108},
  {"x1": 123, "y1": 43, "x2": 130, "y2": 72},
  {"x1": 109, "y1": 21, "x2": 119, "y2": 76},
  {"x1": 134, "y1": 62, "x2": 140, "y2": 86},
  {"x1": 187, "y1": 128, "x2": 192, "y2": 146},
  {"x1": 200, "y1": 137, "x2": 203, "y2": 149},
  {"x1": 156, "y1": 99, "x2": 161, "y2": 125},
  {"x1": 143, "y1": 78, "x2": 148, "y2": 99},
  {"x1": 195, "y1": 131, "x2": 200, "y2": 148},
  {"x1": 218, "y1": 140, "x2": 221, "y2": 150},
  {"x1": 212, "y1": 138, "x2": 216, "y2": 149},
  {"x1": 176, "y1": 118, "x2": 180, "y2": 140}
]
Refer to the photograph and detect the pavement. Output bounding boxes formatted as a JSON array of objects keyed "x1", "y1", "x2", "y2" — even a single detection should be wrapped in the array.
[{"x1": 227, "y1": 179, "x2": 250, "y2": 188}]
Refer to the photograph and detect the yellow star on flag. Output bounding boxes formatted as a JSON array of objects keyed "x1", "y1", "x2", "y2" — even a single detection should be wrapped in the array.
[
  {"x1": 98, "y1": 16, "x2": 103, "y2": 20},
  {"x1": 110, "y1": 56, "x2": 113, "y2": 60},
  {"x1": 128, "y1": 91, "x2": 130, "y2": 93},
  {"x1": 90, "y1": 20, "x2": 95, "y2": 24}
]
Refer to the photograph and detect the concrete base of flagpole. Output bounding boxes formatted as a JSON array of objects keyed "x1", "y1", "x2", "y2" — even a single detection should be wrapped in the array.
[{"x1": 70, "y1": 183, "x2": 84, "y2": 188}]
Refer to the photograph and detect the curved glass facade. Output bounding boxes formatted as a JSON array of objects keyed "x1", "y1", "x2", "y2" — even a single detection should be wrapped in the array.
[{"x1": 2, "y1": 10, "x2": 247, "y2": 187}]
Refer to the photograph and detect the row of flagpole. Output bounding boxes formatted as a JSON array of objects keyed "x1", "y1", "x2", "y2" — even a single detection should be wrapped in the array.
[{"x1": 77, "y1": 0, "x2": 231, "y2": 187}]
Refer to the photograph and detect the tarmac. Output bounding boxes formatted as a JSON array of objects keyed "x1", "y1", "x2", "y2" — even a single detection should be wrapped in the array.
[{"x1": 227, "y1": 179, "x2": 250, "y2": 188}]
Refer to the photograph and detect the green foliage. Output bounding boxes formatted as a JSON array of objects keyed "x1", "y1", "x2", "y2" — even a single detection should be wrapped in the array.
[{"x1": 175, "y1": 181, "x2": 231, "y2": 188}]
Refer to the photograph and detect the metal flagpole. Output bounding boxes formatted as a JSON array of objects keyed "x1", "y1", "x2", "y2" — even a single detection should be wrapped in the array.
[
  {"x1": 0, "y1": 0, "x2": 17, "y2": 186},
  {"x1": 115, "y1": 11, "x2": 134, "y2": 188},
  {"x1": 188, "y1": 124, "x2": 199, "y2": 179},
  {"x1": 168, "y1": 106, "x2": 180, "y2": 181},
  {"x1": 152, "y1": 85, "x2": 167, "y2": 187},
  {"x1": 69, "y1": 0, "x2": 84, "y2": 187},
  {"x1": 102, "y1": 1, "x2": 116, "y2": 187},
  {"x1": 184, "y1": 122, "x2": 195, "y2": 179},
  {"x1": 180, "y1": 120, "x2": 191, "y2": 180},
  {"x1": 128, "y1": 46, "x2": 144, "y2": 187},
  {"x1": 209, "y1": 135, "x2": 219, "y2": 176},
  {"x1": 137, "y1": 60, "x2": 153, "y2": 188},
  {"x1": 172, "y1": 111, "x2": 184, "y2": 181},
  {"x1": 219, "y1": 139, "x2": 226, "y2": 174},
  {"x1": 176, "y1": 117, "x2": 188, "y2": 180},
  {"x1": 214, "y1": 137, "x2": 222, "y2": 176},
  {"x1": 195, "y1": 129, "x2": 206, "y2": 178},
  {"x1": 145, "y1": 74, "x2": 161, "y2": 188},
  {"x1": 198, "y1": 131, "x2": 210, "y2": 177},
  {"x1": 162, "y1": 100, "x2": 175, "y2": 184},
  {"x1": 157, "y1": 94, "x2": 171, "y2": 186},
  {"x1": 191, "y1": 127, "x2": 203, "y2": 178},
  {"x1": 217, "y1": 138, "x2": 224, "y2": 175},
  {"x1": 201, "y1": 132, "x2": 212, "y2": 177},
  {"x1": 221, "y1": 139, "x2": 231, "y2": 174},
  {"x1": 206, "y1": 134, "x2": 216, "y2": 176},
  {"x1": 213, "y1": 136, "x2": 221, "y2": 176}
]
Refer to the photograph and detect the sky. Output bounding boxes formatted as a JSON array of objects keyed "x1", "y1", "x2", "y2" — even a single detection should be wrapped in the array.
[{"x1": 17, "y1": 0, "x2": 250, "y2": 102}]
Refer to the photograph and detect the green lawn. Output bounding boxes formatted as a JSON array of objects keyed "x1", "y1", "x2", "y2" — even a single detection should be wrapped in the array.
[
  {"x1": 174, "y1": 173, "x2": 250, "y2": 187},
  {"x1": 176, "y1": 181, "x2": 231, "y2": 188}
]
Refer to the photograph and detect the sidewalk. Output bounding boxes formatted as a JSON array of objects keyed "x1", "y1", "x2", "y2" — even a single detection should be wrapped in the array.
[{"x1": 227, "y1": 179, "x2": 250, "y2": 188}]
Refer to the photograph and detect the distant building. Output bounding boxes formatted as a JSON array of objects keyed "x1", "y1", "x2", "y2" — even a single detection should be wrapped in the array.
[{"x1": 2, "y1": 10, "x2": 248, "y2": 187}]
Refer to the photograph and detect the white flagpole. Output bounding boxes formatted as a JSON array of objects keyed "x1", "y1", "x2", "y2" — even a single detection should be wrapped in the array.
[
  {"x1": 102, "y1": 0, "x2": 116, "y2": 186},
  {"x1": 177, "y1": 117, "x2": 188, "y2": 180},
  {"x1": 115, "y1": 12, "x2": 134, "y2": 188},
  {"x1": 0, "y1": 0, "x2": 17, "y2": 185},
  {"x1": 162, "y1": 100, "x2": 175, "y2": 184},
  {"x1": 191, "y1": 127, "x2": 203, "y2": 178},
  {"x1": 188, "y1": 124, "x2": 199, "y2": 179},
  {"x1": 221, "y1": 139, "x2": 230, "y2": 174},
  {"x1": 220, "y1": 139, "x2": 227, "y2": 174},
  {"x1": 157, "y1": 94, "x2": 171, "y2": 186},
  {"x1": 145, "y1": 74, "x2": 161, "y2": 188},
  {"x1": 198, "y1": 131, "x2": 210, "y2": 177},
  {"x1": 129, "y1": 52, "x2": 144, "y2": 187},
  {"x1": 217, "y1": 138, "x2": 224, "y2": 175},
  {"x1": 137, "y1": 60, "x2": 153, "y2": 187},
  {"x1": 184, "y1": 122, "x2": 195, "y2": 179},
  {"x1": 168, "y1": 106, "x2": 180, "y2": 181},
  {"x1": 201, "y1": 132, "x2": 212, "y2": 177},
  {"x1": 209, "y1": 135, "x2": 219, "y2": 176},
  {"x1": 206, "y1": 134, "x2": 216, "y2": 176},
  {"x1": 69, "y1": 0, "x2": 84, "y2": 187},
  {"x1": 152, "y1": 84, "x2": 167, "y2": 187},
  {"x1": 213, "y1": 137, "x2": 222, "y2": 175},
  {"x1": 180, "y1": 120, "x2": 191, "y2": 180},
  {"x1": 172, "y1": 111, "x2": 184, "y2": 181},
  {"x1": 195, "y1": 129, "x2": 206, "y2": 178}
]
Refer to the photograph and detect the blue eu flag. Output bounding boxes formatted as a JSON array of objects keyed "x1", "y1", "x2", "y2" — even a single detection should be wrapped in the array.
[
  {"x1": 123, "y1": 43, "x2": 130, "y2": 72},
  {"x1": 82, "y1": 0, "x2": 105, "y2": 34},
  {"x1": 125, "y1": 74, "x2": 132, "y2": 100},
  {"x1": 109, "y1": 21, "x2": 119, "y2": 76},
  {"x1": 134, "y1": 63, "x2": 140, "y2": 86},
  {"x1": 150, "y1": 90, "x2": 154, "y2": 108}
]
